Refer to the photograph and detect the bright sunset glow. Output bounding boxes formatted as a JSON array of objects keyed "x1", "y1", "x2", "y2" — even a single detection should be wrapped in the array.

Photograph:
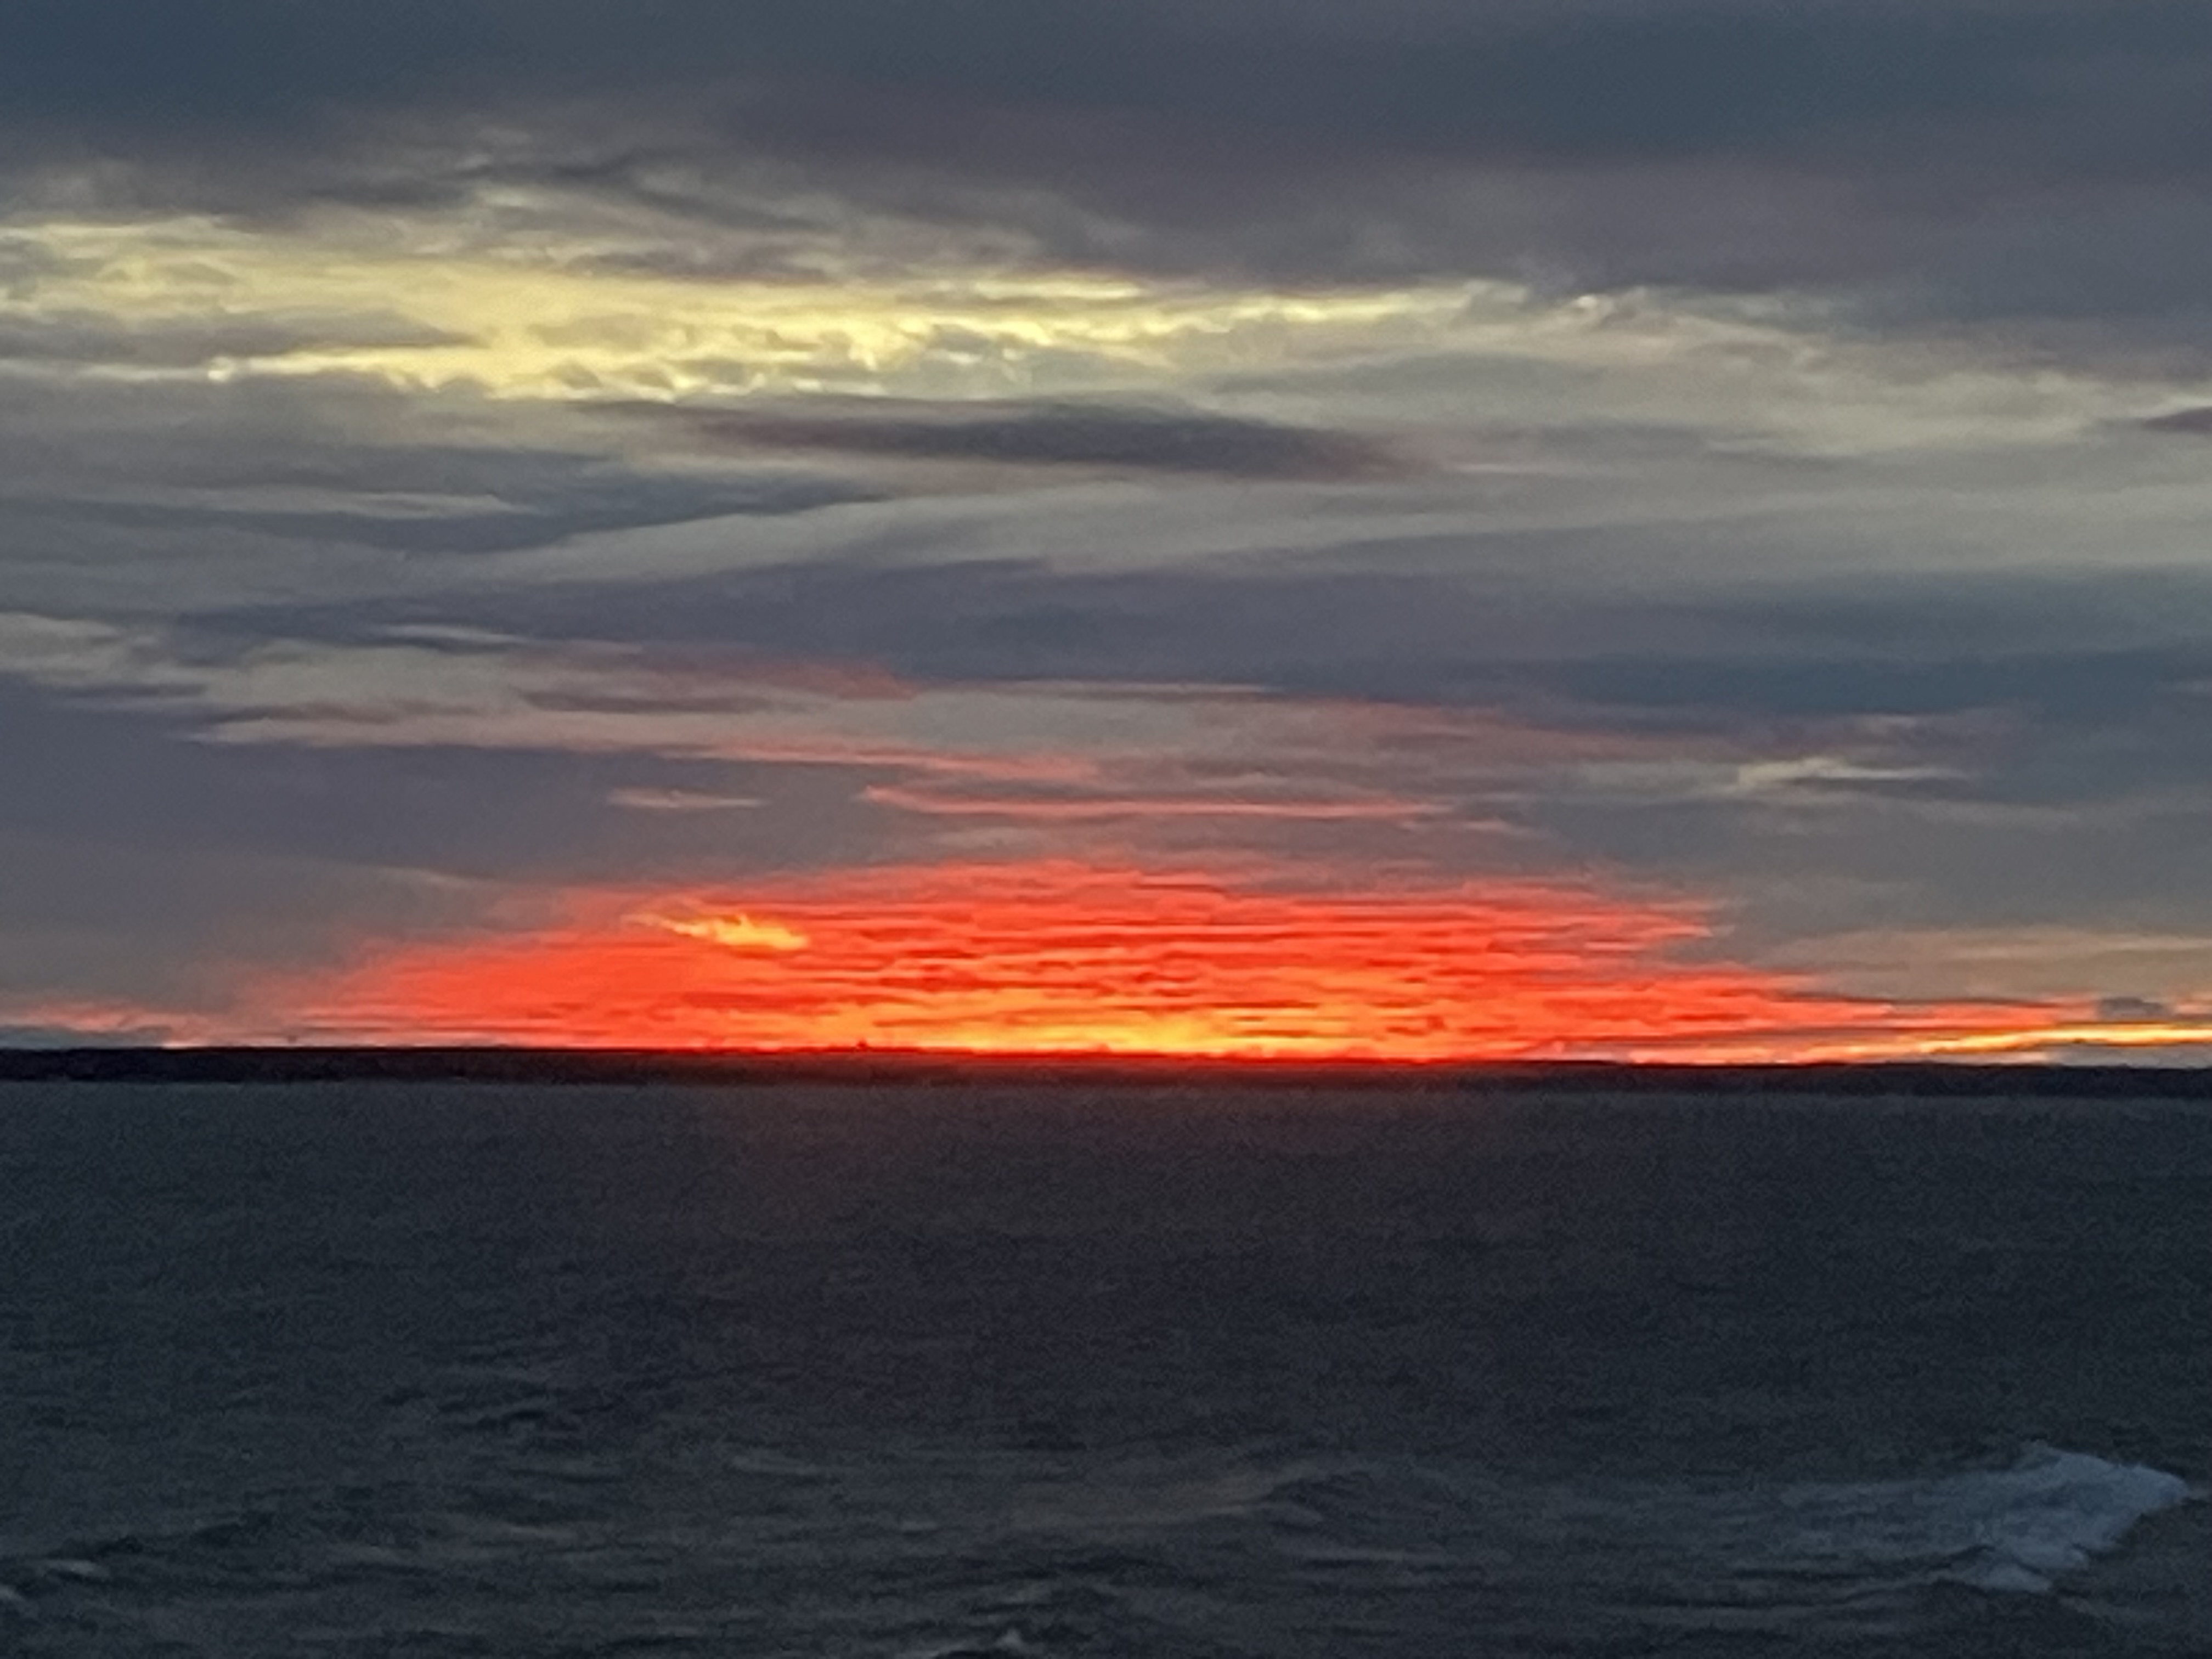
[{"x1": 209, "y1": 861, "x2": 2083, "y2": 1062}]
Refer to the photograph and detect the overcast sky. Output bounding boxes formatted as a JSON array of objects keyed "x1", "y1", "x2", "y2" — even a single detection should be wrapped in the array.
[{"x1": 8, "y1": 0, "x2": 2212, "y2": 1057}]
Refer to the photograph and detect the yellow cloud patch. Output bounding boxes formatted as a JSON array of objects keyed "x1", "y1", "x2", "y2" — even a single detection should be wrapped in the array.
[
  {"x1": 2, "y1": 212, "x2": 1471, "y2": 403},
  {"x1": 635, "y1": 911, "x2": 812, "y2": 952}
]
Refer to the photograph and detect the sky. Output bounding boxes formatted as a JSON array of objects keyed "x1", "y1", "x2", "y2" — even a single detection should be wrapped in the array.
[{"x1": 7, "y1": 1, "x2": 2212, "y2": 1060}]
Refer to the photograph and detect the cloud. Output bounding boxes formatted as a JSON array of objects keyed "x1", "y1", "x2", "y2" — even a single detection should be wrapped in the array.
[
  {"x1": 2138, "y1": 405, "x2": 2212, "y2": 434},
  {"x1": 9, "y1": 0, "x2": 2212, "y2": 348},
  {"x1": 0, "y1": 614, "x2": 1534, "y2": 901},
  {"x1": 29, "y1": 470, "x2": 872, "y2": 557},
  {"x1": 2097, "y1": 994, "x2": 2177, "y2": 1022},
  {"x1": 0, "y1": 308, "x2": 469, "y2": 368},
  {"x1": 608, "y1": 786, "x2": 764, "y2": 812},
  {"x1": 314, "y1": 529, "x2": 2212, "y2": 731},
  {"x1": 0, "y1": 1011, "x2": 206, "y2": 1047},
  {"x1": 859, "y1": 782, "x2": 1445, "y2": 823},
  {"x1": 18, "y1": 565, "x2": 2212, "y2": 945},
  {"x1": 0, "y1": 213, "x2": 1474, "y2": 405},
  {"x1": 2040, "y1": 1039, "x2": 2212, "y2": 1065},
  {"x1": 633, "y1": 909, "x2": 810, "y2": 952},
  {"x1": 1761, "y1": 926, "x2": 2212, "y2": 1003},
  {"x1": 629, "y1": 398, "x2": 1407, "y2": 481},
  {"x1": 6, "y1": 1, "x2": 2199, "y2": 171},
  {"x1": 0, "y1": 368, "x2": 905, "y2": 617},
  {"x1": 84, "y1": 856, "x2": 2062, "y2": 1060},
  {"x1": 8, "y1": 6, "x2": 2212, "y2": 1055},
  {"x1": 0, "y1": 813, "x2": 493, "y2": 1013}
]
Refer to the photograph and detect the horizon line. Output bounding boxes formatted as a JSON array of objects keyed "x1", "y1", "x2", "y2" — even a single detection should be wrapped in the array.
[{"x1": 4, "y1": 1045, "x2": 2210, "y2": 1097}]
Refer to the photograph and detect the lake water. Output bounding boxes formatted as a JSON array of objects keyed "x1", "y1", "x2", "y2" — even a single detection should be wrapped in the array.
[{"x1": 1, "y1": 1080, "x2": 2205, "y2": 1655}]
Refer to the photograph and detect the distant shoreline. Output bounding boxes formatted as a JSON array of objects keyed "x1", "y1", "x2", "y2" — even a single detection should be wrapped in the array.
[{"x1": 2, "y1": 1046, "x2": 2210, "y2": 1097}]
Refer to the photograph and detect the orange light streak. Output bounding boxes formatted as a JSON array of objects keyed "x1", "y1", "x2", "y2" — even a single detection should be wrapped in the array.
[{"x1": 1921, "y1": 1023, "x2": 2212, "y2": 1059}]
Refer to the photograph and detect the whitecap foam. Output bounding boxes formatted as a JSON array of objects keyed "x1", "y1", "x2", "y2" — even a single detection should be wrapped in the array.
[
  {"x1": 1259, "y1": 1444, "x2": 2198, "y2": 1622},
  {"x1": 1868, "y1": 1446, "x2": 2195, "y2": 1593},
  {"x1": 1585, "y1": 1444, "x2": 2196, "y2": 1599},
  {"x1": 1539, "y1": 1451, "x2": 2194, "y2": 1601}
]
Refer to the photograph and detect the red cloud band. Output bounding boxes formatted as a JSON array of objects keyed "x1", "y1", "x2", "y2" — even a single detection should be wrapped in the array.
[{"x1": 256, "y1": 860, "x2": 2054, "y2": 1060}]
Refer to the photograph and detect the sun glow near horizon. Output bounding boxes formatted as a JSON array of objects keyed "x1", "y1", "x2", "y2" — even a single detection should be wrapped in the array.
[{"x1": 152, "y1": 858, "x2": 2128, "y2": 1063}]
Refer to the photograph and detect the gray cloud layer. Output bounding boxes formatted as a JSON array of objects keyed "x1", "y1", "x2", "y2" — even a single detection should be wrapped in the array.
[{"x1": 8, "y1": 1, "x2": 2203, "y2": 162}]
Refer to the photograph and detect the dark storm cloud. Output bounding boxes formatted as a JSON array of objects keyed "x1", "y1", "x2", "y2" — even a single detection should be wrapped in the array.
[
  {"x1": 0, "y1": 0, "x2": 492, "y2": 133},
  {"x1": 9, "y1": 1, "x2": 2212, "y2": 318},
  {"x1": 4, "y1": 0, "x2": 2203, "y2": 165},
  {"x1": 630, "y1": 399, "x2": 1404, "y2": 482}
]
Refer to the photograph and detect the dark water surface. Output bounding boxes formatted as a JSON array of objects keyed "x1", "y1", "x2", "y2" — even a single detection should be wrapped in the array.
[{"x1": 0, "y1": 1081, "x2": 2205, "y2": 1656}]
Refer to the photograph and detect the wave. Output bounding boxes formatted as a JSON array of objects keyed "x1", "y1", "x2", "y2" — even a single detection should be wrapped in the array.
[
  {"x1": 1576, "y1": 1444, "x2": 2198, "y2": 1598},
  {"x1": 1259, "y1": 1444, "x2": 2199, "y2": 1617},
  {"x1": 6, "y1": 1442, "x2": 2191, "y2": 1654},
  {"x1": 1741, "y1": 1444, "x2": 2195, "y2": 1594}
]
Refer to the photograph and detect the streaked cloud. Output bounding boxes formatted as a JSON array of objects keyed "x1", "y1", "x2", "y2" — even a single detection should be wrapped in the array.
[
  {"x1": 858, "y1": 783, "x2": 1446, "y2": 824},
  {"x1": 0, "y1": 213, "x2": 1471, "y2": 403},
  {"x1": 630, "y1": 397, "x2": 1407, "y2": 481},
  {"x1": 608, "y1": 786, "x2": 763, "y2": 812}
]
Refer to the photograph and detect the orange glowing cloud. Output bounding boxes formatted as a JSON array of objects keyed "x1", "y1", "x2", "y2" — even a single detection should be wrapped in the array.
[{"x1": 238, "y1": 860, "x2": 2070, "y2": 1061}]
